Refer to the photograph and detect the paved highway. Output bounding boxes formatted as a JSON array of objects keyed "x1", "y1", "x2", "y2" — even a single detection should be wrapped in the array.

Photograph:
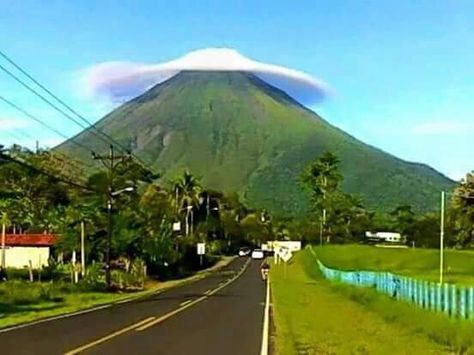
[{"x1": 0, "y1": 258, "x2": 268, "y2": 355}]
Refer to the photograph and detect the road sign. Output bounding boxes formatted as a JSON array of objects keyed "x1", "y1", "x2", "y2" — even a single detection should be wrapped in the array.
[
  {"x1": 197, "y1": 243, "x2": 206, "y2": 255},
  {"x1": 172, "y1": 222, "x2": 181, "y2": 232},
  {"x1": 275, "y1": 246, "x2": 292, "y2": 263}
]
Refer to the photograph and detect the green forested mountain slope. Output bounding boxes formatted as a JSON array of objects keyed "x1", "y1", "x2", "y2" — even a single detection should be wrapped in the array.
[{"x1": 57, "y1": 71, "x2": 454, "y2": 216}]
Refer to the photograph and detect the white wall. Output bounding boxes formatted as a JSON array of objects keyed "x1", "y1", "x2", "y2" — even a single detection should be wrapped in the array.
[{"x1": 2, "y1": 246, "x2": 50, "y2": 269}]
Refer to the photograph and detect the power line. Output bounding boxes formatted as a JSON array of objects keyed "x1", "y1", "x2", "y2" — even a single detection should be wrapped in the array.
[
  {"x1": 0, "y1": 95, "x2": 96, "y2": 180},
  {"x1": 0, "y1": 148, "x2": 93, "y2": 192},
  {"x1": 0, "y1": 61, "x2": 114, "y2": 148},
  {"x1": 0, "y1": 94, "x2": 94, "y2": 157},
  {"x1": 0, "y1": 50, "x2": 156, "y2": 171}
]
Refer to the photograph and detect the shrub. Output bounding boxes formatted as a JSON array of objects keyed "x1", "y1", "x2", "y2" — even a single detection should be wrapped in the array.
[
  {"x1": 0, "y1": 282, "x2": 64, "y2": 306},
  {"x1": 81, "y1": 262, "x2": 106, "y2": 291}
]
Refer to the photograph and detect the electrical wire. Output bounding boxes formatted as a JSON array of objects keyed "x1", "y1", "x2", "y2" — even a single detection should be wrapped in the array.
[
  {"x1": 0, "y1": 94, "x2": 94, "y2": 156},
  {"x1": 0, "y1": 151, "x2": 93, "y2": 191},
  {"x1": 0, "y1": 50, "x2": 156, "y2": 171}
]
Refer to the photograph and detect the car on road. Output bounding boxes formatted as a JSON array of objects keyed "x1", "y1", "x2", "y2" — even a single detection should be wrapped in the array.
[
  {"x1": 238, "y1": 247, "x2": 251, "y2": 257},
  {"x1": 251, "y1": 249, "x2": 264, "y2": 259}
]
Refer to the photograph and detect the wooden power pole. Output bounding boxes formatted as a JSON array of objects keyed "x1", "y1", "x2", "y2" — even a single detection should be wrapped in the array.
[{"x1": 92, "y1": 145, "x2": 129, "y2": 288}]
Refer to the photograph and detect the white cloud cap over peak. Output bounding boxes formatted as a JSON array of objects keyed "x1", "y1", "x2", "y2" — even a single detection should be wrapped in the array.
[{"x1": 82, "y1": 48, "x2": 331, "y2": 105}]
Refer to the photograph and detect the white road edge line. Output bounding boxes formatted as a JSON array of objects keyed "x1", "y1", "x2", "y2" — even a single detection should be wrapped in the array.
[
  {"x1": 0, "y1": 304, "x2": 111, "y2": 334},
  {"x1": 260, "y1": 275, "x2": 270, "y2": 355},
  {"x1": 115, "y1": 298, "x2": 133, "y2": 305}
]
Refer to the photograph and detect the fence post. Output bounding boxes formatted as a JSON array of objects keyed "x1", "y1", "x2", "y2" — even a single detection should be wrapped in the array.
[
  {"x1": 408, "y1": 279, "x2": 413, "y2": 303},
  {"x1": 414, "y1": 279, "x2": 418, "y2": 305},
  {"x1": 437, "y1": 284, "x2": 443, "y2": 312},
  {"x1": 418, "y1": 281, "x2": 424, "y2": 307},
  {"x1": 424, "y1": 281, "x2": 430, "y2": 309},
  {"x1": 430, "y1": 283, "x2": 435, "y2": 311},
  {"x1": 451, "y1": 285, "x2": 457, "y2": 318},
  {"x1": 460, "y1": 288, "x2": 466, "y2": 320},
  {"x1": 418, "y1": 280, "x2": 423, "y2": 307},
  {"x1": 420, "y1": 281, "x2": 426, "y2": 308},
  {"x1": 469, "y1": 287, "x2": 474, "y2": 320},
  {"x1": 444, "y1": 283, "x2": 450, "y2": 316},
  {"x1": 402, "y1": 278, "x2": 406, "y2": 301}
]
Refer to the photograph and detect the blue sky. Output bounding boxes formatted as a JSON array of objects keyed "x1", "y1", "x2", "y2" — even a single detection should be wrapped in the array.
[{"x1": 0, "y1": 0, "x2": 473, "y2": 179}]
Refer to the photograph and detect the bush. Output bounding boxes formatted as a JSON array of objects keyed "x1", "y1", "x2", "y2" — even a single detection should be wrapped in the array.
[
  {"x1": 0, "y1": 282, "x2": 64, "y2": 306},
  {"x1": 111, "y1": 259, "x2": 146, "y2": 290},
  {"x1": 81, "y1": 262, "x2": 106, "y2": 291},
  {"x1": 5, "y1": 261, "x2": 70, "y2": 282}
]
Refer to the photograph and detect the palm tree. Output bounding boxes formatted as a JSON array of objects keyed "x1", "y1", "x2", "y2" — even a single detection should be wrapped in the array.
[
  {"x1": 302, "y1": 151, "x2": 342, "y2": 244},
  {"x1": 171, "y1": 171, "x2": 202, "y2": 236}
]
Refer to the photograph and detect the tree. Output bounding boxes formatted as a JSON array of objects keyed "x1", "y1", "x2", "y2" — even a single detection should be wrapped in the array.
[
  {"x1": 450, "y1": 172, "x2": 474, "y2": 247},
  {"x1": 301, "y1": 151, "x2": 342, "y2": 243},
  {"x1": 390, "y1": 204, "x2": 415, "y2": 243},
  {"x1": 171, "y1": 171, "x2": 202, "y2": 236}
]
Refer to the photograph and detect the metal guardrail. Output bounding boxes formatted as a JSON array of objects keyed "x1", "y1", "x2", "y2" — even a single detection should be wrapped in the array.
[{"x1": 317, "y1": 259, "x2": 474, "y2": 320}]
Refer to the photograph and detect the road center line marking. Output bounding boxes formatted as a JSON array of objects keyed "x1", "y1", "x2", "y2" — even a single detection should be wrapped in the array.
[
  {"x1": 179, "y1": 299, "x2": 192, "y2": 307},
  {"x1": 64, "y1": 259, "x2": 250, "y2": 353},
  {"x1": 136, "y1": 259, "x2": 251, "y2": 332},
  {"x1": 63, "y1": 316, "x2": 156, "y2": 355}
]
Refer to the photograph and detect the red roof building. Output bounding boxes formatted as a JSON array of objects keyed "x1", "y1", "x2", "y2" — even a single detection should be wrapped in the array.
[{"x1": 3, "y1": 234, "x2": 57, "y2": 247}]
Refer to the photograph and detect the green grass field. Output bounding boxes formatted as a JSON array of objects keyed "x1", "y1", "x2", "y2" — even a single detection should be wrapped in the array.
[
  {"x1": 315, "y1": 244, "x2": 474, "y2": 286},
  {"x1": 270, "y1": 249, "x2": 474, "y2": 354}
]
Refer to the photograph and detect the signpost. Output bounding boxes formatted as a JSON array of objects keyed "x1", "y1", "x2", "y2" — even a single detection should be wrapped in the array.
[
  {"x1": 274, "y1": 245, "x2": 293, "y2": 279},
  {"x1": 197, "y1": 243, "x2": 205, "y2": 266}
]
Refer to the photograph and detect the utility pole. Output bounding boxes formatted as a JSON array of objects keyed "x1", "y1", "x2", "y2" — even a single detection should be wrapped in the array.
[
  {"x1": 439, "y1": 191, "x2": 445, "y2": 285},
  {"x1": 72, "y1": 250, "x2": 78, "y2": 283},
  {"x1": 92, "y1": 145, "x2": 129, "y2": 288},
  {"x1": 1, "y1": 222, "x2": 5, "y2": 269},
  {"x1": 81, "y1": 221, "x2": 86, "y2": 278},
  {"x1": 319, "y1": 218, "x2": 323, "y2": 247}
]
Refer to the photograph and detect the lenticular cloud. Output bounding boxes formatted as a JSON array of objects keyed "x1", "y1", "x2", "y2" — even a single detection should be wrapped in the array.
[{"x1": 82, "y1": 48, "x2": 330, "y2": 105}]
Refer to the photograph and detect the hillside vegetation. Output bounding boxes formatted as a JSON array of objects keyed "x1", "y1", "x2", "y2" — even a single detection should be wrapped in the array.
[{"x1": 57, "y1": 71, "x2": 454, "y2": 216}]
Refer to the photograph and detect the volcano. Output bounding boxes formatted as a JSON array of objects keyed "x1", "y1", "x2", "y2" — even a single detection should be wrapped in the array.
[{"x1": 57, "y1": 71, "x2": 454, "y2": 216}]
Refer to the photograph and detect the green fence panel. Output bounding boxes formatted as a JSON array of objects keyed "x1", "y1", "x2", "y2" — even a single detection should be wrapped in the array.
[{"x1": 316, "y1": 259, "x2": 473, "y2": 321}]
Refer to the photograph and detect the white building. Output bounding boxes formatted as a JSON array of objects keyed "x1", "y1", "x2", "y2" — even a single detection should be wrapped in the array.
[
  {"x1": 1, "y1": 234, "x2": 56, "y2": 269},
  {"x1": 365, "y1": 232, "x2": 403, "y2": 244}
]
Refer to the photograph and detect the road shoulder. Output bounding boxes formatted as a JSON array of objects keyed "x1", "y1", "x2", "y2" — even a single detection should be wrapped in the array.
[{"x1": 270, "y1": 250, "x2": 445, "y2": 354}]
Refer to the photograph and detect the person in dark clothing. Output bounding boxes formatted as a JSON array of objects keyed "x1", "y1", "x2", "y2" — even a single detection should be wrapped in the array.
[{"x1": 260, "y1": 259, "x2": 270, "y2": 280}]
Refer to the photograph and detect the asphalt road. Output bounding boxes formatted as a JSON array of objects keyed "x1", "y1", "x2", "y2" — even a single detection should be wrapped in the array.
[{"x1": 0, "y1": 257, "x2": 267, "y2": 355}]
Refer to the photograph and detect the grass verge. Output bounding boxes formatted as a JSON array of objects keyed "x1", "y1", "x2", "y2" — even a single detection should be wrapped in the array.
[
  {"x1": 316, "y1": 244, "x2": 474, "y2": 285},
  {"x1": 270, "y1": 249, "x2": 474, "y2": 354}
]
